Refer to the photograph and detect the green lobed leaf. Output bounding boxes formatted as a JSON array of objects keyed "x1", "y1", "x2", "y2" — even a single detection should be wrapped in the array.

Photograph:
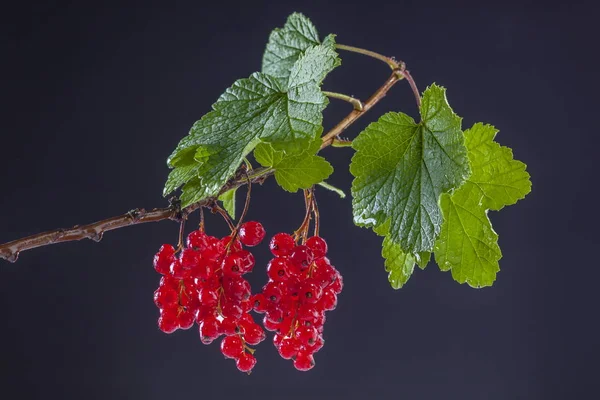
[
  {"x1": 254, "y1": 140, "x2": 333, "y2": 192},
  {"x1": 382, "y1": 235, "x2": 417, "y2": 289},
  {"x1": 165, "y1": 41, "x2": 340, "y2": 207},
  {"x1": 218, "y1": 188, "x2": 237, "y2": 219},
  {"x1": 262, "y1": 12, "x2": 335, "y2": 86},
  {"x1": 434, "y1": 123, "x2": 531, "y2": 288},
  {"x1": 350, "y1": 84, "x2": 471, "y2": 253}
]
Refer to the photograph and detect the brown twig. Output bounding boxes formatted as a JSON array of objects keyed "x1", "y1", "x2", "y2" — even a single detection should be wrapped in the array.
[
  {"x1": 320, "y1": 70, "x2": 404, "y2": 149},
  {"x1": 0, "y1": 48, "x2": 417, "y2": 263}
]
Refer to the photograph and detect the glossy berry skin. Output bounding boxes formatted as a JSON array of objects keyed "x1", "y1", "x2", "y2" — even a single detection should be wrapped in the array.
[
  {"x1": 220, "y1": 336, "x2": 244, "y2": 359},
  {"x1": 153, "y1": 287, "x2": 178, "y2": 309},
  {"x1": 153, "y1": 244, "x2": 175, "y2": 275},
  {"x1": 186, "y1": 230, "x2": 209, "y2": 250},
  {"x1": 158, "y1": 309, "x2": 179, "y2": 334},
  {"x1": 289, "y1": 245, "x2": 314, "y2": 269},
  {"x1": 243, "y1": 323, "x2": 266, "y2": 345},
  {"x1": 295, "y1": 325, "x2": 318, "y2": 346},
  {"x1": 198, "y1": 288, "x2": 218, "y2": 307},
  {"x1": 319, "y1": 288, "x2": 337, "y2": 311},
  {"x1": 251, "y1": 294, "x2": 268, "y2": 313},
  {"x1": 269, "y1": 233, "x2": 295, "y2": 257},
  {"x1": 293, "y1": 351, "x2": 315, "y2": 371},
  {"x1": 199, "y1": 317, "x2": 220, "y2": 343},
  {"x1": 306, "y1": 236, "x2": 328, "y2": 258},
  {"x1": 177, "y1": 309, "x2": 196, "y2": 330},
  {"x1": 236, "y1": 250, "x2": 255, "y2": 273},
  {"x1": 298, "y1": 280, "x2": 322, "y2": 304},
  {"x1": 238, "y1": 221, "x2": 266, "y2": 247},
  {"x1": 267, "y1": 258, "x2": 290, "y2": 281},
  {"x1": 236, "y1": 352, "x2": 257, "y2": 372},
  {"x1": 221, "y1": 235, "x2": 242, "y2": 252}
]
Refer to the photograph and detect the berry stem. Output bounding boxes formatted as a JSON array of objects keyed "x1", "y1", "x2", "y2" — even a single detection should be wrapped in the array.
[
  {"x1": 311, "y1": 189, "x2": 320, "y2": 237},
  {"x1": 236, "y1": 168, "x2": 253, "y2": 231},
  {"x1": 176, "y1": 217, "x2": 187, "y2": 252},
  {"x1": 211, "y1": 203, "x2": 236, "y2": 232},
  {"x1": 199, "y1": 207, "x2": 205, "y2": 232}
]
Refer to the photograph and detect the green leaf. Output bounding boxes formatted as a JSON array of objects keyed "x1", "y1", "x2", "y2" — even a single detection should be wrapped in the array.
[
  {"x1": 350, "y1": 84, "x2": 471, "y2": 253},
  {"x1": 434, "y1": 123, "x2": 532, "y2": 288},
  {"x1": 165, "y1": 42, "x2": 340, "y2": 207},
  {"x1": 262, "y1": 13, "x2": 336, "y2": 86},
  {"x1": 254, "y1": 141, "x2": 333, "y2": 192},
  {"x1": 382, "y1": 235, "x2": 417, "y2": 289},
  {"x1": 373, "y1": 220, "x2": 420, "y2": 288},
  {"x1": 416, "y1": 252, "x2": 431, "y2": 270},
  {"x1": 219, "y1": 188, "x2": 237, "y2": 219}
]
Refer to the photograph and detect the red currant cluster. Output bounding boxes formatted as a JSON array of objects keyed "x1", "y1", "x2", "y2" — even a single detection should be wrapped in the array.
[
  {"x1": 152, "y1": 221, "x2": 267, "y2": 372},
  {"x1": 252, "y1": 233, "x2": 342, "y2": 371}
]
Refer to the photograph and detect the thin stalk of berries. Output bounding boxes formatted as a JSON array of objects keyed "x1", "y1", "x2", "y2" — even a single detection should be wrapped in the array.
[
  {"x1": 152, "y1": 220, "x2": 267, "y2": 373},
  {"x1": 254, "y1": 233, "x2": 342, "y2": 371}
]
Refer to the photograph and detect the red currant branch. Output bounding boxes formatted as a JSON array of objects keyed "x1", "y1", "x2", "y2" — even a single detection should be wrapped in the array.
[{"x1": 0, "y1": 47, "x2": 420, "y2": 263}]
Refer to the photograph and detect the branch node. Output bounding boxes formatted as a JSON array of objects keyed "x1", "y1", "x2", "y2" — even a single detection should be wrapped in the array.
[{"x1": 7, "y1": 252, "x2": 19, "y2": 263}]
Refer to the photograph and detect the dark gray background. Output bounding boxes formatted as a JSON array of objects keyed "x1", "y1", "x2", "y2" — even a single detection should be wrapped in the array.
[{"x1": 1, "y1": 1, "x2": 597, "y2": 399}]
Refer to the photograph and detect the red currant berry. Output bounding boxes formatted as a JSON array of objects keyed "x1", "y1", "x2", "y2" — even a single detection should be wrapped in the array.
[
  {"x1": 267, "y1": 257, "x2": 290, "y2": 281},
  {"x1": 295, "y1": 325, "x2": 318, "y2": 347},
  {"x1": 262, "y1": 315, "x2": 280, "y2": 332},
  {"x1": 196, "y1": 305, "x2": 216, "y2": 322},
  {"x1": 330, "y1": 272, "x2": 343, "y2": 294},
  {"x1": 298, "y1": 280, "x2": 322, "y2": 304},
  {"x1": 153, "y1": 286, "x2": 178, "y2": 309},
  {"x1": 203, "y1": 275, "x2": 221, "y2": 290},
  {"x1": 236, "y1": 250, "x2": 255, "y2": 273},
  {"x1": 159, "y1": 275, "x2": 179, "y2": 290},
  {"x1": 198, "y1": 288, "x2": 218, "y2": 307},
  {"x1": 180, "y1": 248, "x2": 202, "y2": 269},
  {"x1": 251, "y1": 294, "x2": 268, "y2": 313},
  {"x1": 293, "y1": 351, "x2": 315, "y2": 371},
  {"x1": 238, "y1": 221, "x2": 266, "y2": 247},
  {"x1": 277, "y1": 336, "x2": 300, "y2": 359},
  {"x1": 199, "y1": 316, "x2": 220, "y2": 344},
  {"x1": 222, "y1": 254, "x2": 243, "y2": 277},
  {"x1": 305, "y1": 335, "x2": 325, "y2": 354},
  {"x1": 177, "y1": 309, "x2": 196, "y2": 330},
  {"x1": 169, "y1": 260, "x2": 189, "y2": 279},
  {"x1": 236, "y1": 352, "x2": 257, "y2": 373},
  {"x1": 243, "y1": 323, "x2": 266, "y2": 345},
  {"x1": 221, "y1": 235, "x2": 242, "y2": 252},
  {"x1": 154, "y1": 244, "x2": 175, "y2": 275},
  {"x1": 221, "y1": 302, "x2": 243, "y2": 319},
  {"x1": 306, "y1": 236, "x2": 328, "y2": 258},
  {"x1": 296, "y1": 304, "x2": 319, "y2": 321},
  {"x1": 179, "y1": 285, "x2": 200, "y2": 309},
  {"x1": 202, "y1": 236, "x2": 225, "y2": 260},
  {"x1": 220, "y1": 336, "x2": 244, "y2": 359},
  {"x1": 158, "y1": 309, "x2": 179, "y2": 334},
  {"x1": 312, "y1": 257, "x2": 336, "y2": 288},
  {"x1": 262, "y1": 281, "x2": 284, "y2": 303},
  {"x1": 269, "y1": 233, "x2": 295, "y2": 257},
  {"x1": 289, "y1": 245, "x2": 314, "y2": 270},
  {"x1": 240, "y1": 299, "x2": 252, "y2": 313},
  {"x1": 223, "y1": 277, "x2": 251, "y2": 301},
  {"x1": 218, "y1": 317, "x2": 238, "y2": 336},
  {"x1": 187, "y1": 230, "x2": 209, "y2": 250},
  {"x1": 319, "y1": 288, "x2": 337, "y2": 311},
  {"x1": 273, "y1": 333, "x2": 284, "y2": 347}
]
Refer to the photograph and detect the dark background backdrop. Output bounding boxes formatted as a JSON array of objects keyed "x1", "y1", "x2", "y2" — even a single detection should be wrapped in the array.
[{"x1": 1, "y1": 1, "x2": 597, "y2": 399}]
